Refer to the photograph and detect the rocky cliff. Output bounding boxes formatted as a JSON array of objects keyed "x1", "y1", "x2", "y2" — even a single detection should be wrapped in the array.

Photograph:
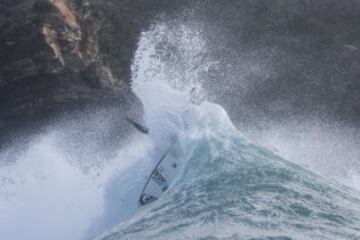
[
  {"x1": 0, "y1": 0, "x2": 186, "y2": 146},
  {"x1": 1, "y1": 0, "x2": 360, "y2": 148}
]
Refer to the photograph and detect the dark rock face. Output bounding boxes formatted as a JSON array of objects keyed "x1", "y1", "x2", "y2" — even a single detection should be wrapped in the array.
[
  {"x1": 0, "y1": 0, "x2": 186, "y2": 146},
  {"x1": 1, "y1": 0, "x2": 360, "y2": 147}
]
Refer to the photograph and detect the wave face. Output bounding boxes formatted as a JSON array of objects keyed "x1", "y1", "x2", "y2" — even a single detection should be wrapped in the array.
[
  {"x1": 102, "y1": 128, "x2": 360, "y2": 240},
  {"x1": 98, "y1": 22, "x2": 360, "y2": 240},
  {"x1": 1, "y1": 10, "x2": 360, "y2": 240}
]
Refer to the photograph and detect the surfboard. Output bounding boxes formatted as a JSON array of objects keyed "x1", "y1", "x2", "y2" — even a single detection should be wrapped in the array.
[{"x1": 139, "y1": 144, "x2": 180, "y2": 206}]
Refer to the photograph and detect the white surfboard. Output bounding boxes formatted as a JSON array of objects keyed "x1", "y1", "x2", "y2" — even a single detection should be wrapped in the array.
[{"x1": 139, "y1": 144, "x2": 180, "y2": 206}]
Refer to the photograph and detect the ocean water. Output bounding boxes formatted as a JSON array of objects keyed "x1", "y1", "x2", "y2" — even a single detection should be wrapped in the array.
[
  {"x1": 1, "y1": 20, "x2": 360, "y2": 240},
  {"x1": 97, "y1": 22, "x2": 360, "y2": 240},
  {"x1": 100, "y1": 117, "x2": 360, "y2": 240}
]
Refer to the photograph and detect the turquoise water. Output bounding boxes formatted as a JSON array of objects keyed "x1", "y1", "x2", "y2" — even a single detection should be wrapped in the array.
[
  {"x1": 99, "y1": 105, "x2": 360, "y2": 240},
  {"x1": 94, "y1": 21, "x2": 360, "y2": 240},
  {"x1": 1, "y1": 20, "x2": 360, "y2": 240}
]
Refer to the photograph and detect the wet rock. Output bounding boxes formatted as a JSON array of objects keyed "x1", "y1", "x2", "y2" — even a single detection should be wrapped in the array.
[
  {"x1": 1, "y1": 0, "x2": 360, "y2": 148},
  {"x1": 0, "y1": 0, "x2": 186, "y2": 147}
]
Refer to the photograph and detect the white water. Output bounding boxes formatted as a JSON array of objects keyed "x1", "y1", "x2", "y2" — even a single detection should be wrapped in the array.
[
  {"x1": 131, "y1": 21, "x2": 360, "y2": 194},
  {"x1": 245, "y1": 121, "x2": 360, "y2": 191},
  {"x1": 0, "y1": 135, "x2": 102, "y2": 240},
  {"x1": 0, "y1": 19, "x2": 360, "y2": 240},
  {"x1": 0, "y1": 132, "x2": 155, "y2": 240},
  {"x1": 0, "y1": 21, "x2": 223, "y2": 240}
]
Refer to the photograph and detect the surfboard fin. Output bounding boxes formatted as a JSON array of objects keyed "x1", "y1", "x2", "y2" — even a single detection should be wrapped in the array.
[{"x1": 139, "y1": 193, "x2": 158, "y2": 205}]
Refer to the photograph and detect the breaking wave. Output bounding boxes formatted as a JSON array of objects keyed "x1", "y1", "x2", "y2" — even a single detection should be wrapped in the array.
[
  {"x1": 1, "y1": 20, "x2": 360, "y2": 240},
  {"x1": 98, "y1": 22, "x2": 360, "y2": 239}
]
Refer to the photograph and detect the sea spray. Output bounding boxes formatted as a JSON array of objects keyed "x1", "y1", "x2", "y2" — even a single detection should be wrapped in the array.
[
  {"x1": 0, "y1": 132, "x2": 154, "y2": 240},
  {"x1": 98, "y1": 22, "x2": 360, "y2": 240}
]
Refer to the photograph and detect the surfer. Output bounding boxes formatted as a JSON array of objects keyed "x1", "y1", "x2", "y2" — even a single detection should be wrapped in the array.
[{"x1": 126, "y1": 117, "x2": 179, "y2": 206}]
